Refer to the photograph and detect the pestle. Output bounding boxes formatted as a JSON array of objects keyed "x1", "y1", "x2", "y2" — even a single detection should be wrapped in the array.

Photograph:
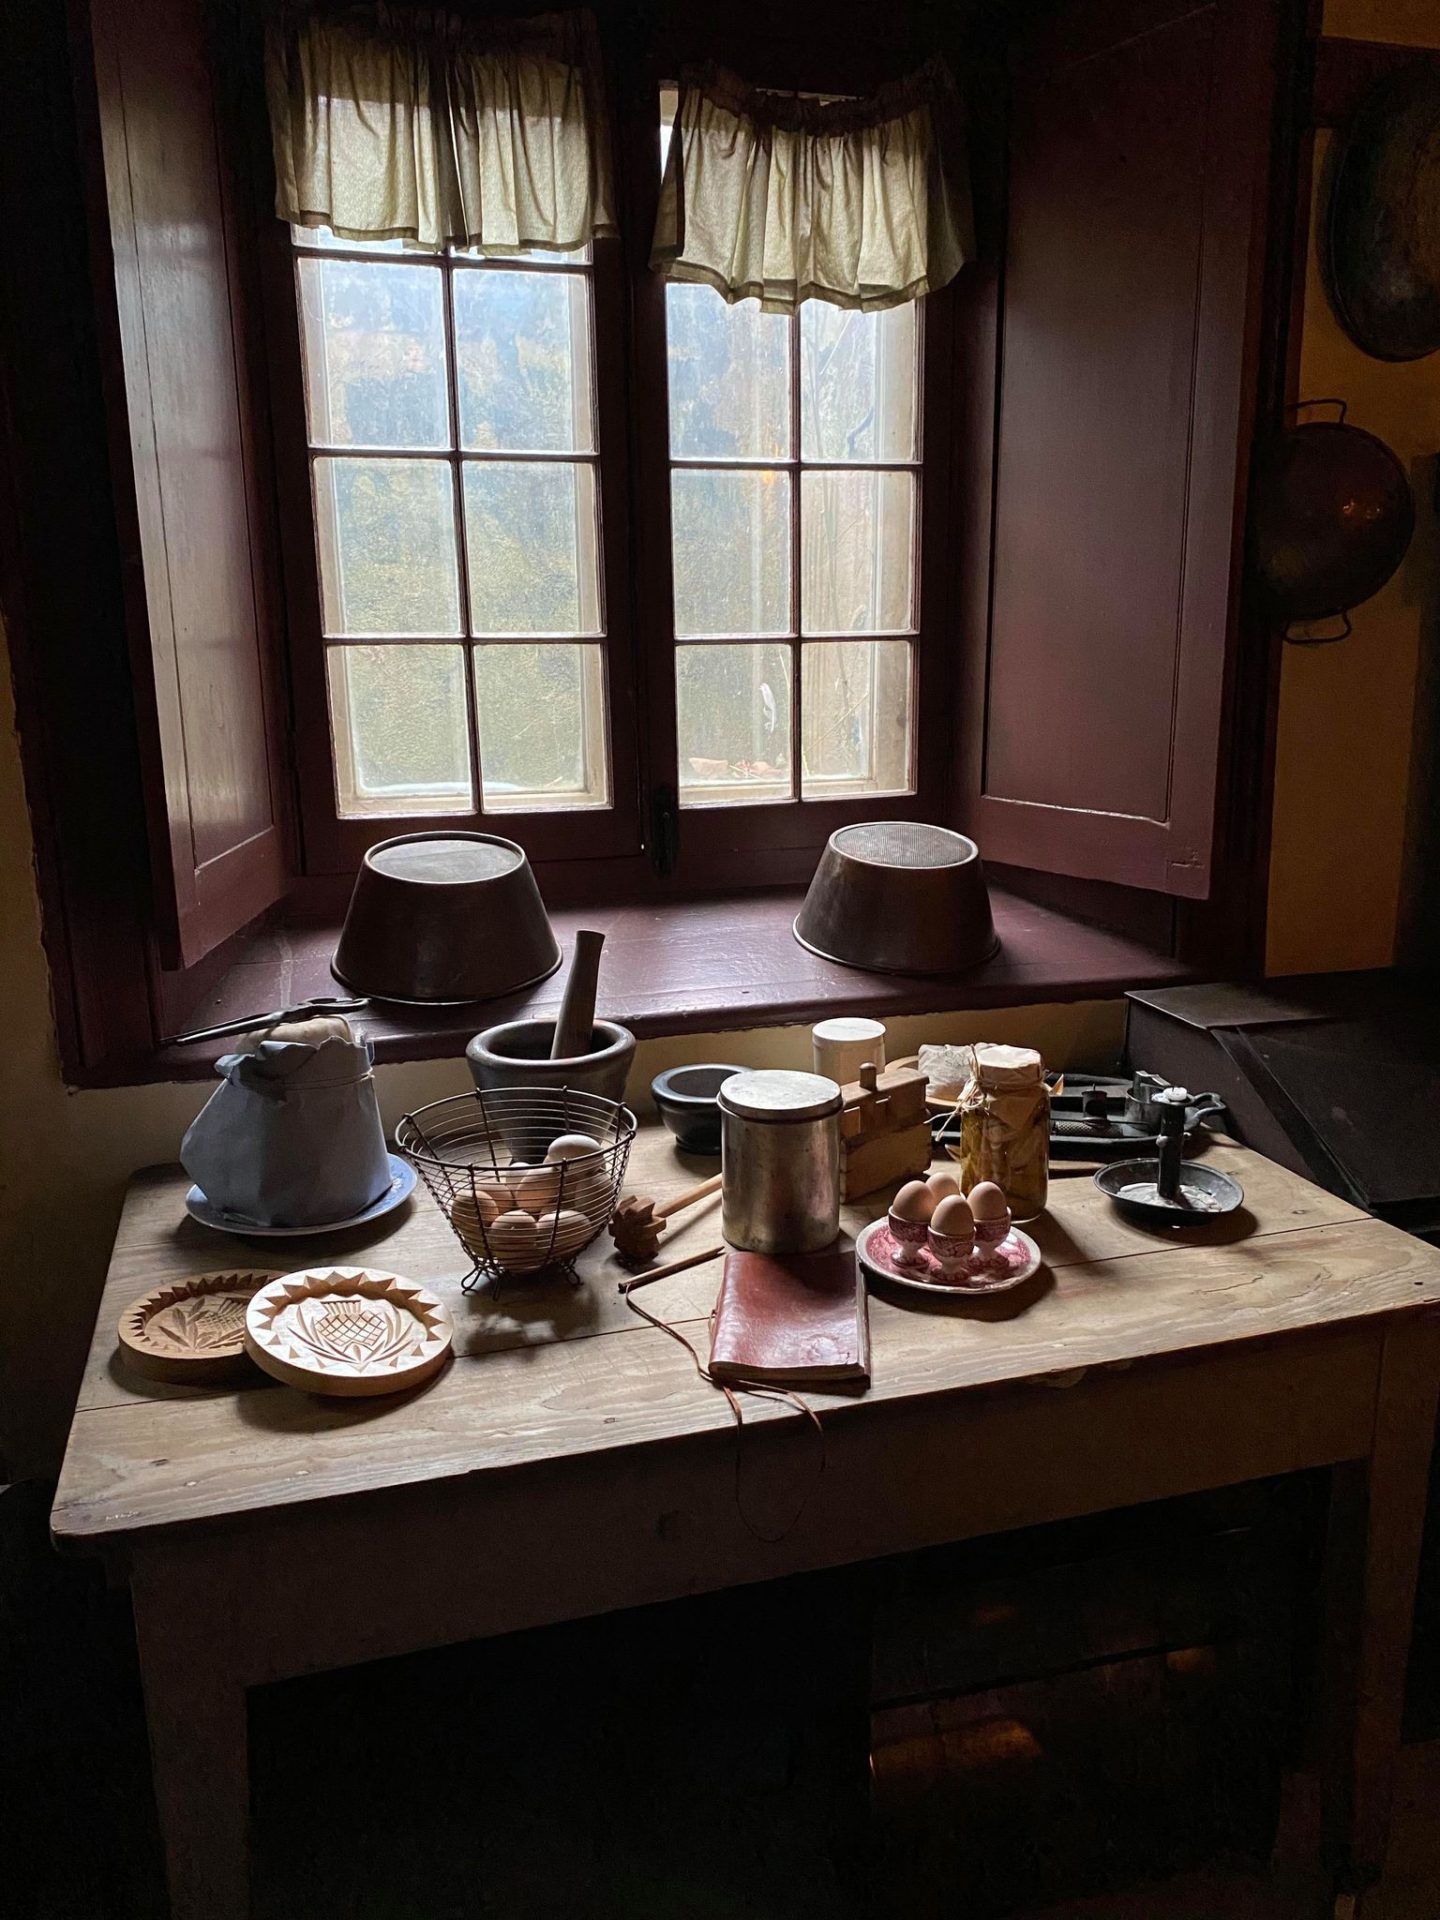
[{"x1": 550, "y1": 929, "x2": 606, "y2": 1060}]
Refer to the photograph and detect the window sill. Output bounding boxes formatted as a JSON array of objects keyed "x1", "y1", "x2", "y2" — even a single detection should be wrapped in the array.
[{"x1": 148, "y1": 886, "x2": 1192, "y2": 1084}]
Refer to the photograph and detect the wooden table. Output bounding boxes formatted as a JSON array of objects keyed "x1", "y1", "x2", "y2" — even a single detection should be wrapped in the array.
[{"x1": 52, "y1": 1129, "x2": 1440, "y2": 1919}]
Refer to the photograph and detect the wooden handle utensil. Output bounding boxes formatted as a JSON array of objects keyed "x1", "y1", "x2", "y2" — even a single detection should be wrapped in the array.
[
  {"x1": 609, "y1": 1172, "x2": 723, "y2": 1262},
  {"x1": 618, "y1": 1244, "x2": 724, "y2": 1294}
]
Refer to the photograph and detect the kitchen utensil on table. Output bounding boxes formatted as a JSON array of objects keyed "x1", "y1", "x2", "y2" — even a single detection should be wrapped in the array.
[
  {"x1": 550, "y1": 929, "x2": 605, "y2": 1059},
  {"x1": 164, "y1": 997, "x2": 369, "y2": 1049},
  {"x1": 117, "y1": 1270, "x2": 283, "y2": 1384},
  {"x1": 1042, "y1": 1072, "x2": 1225, "y2": 1157},
  {"x1": 243, "y1": 1267, "x2": 453, "y2": 1397},
  {"x1": 1248, "y1": 405, "x2": 1414, "y2": 643},
  {"x1": 468, "y1": 1016, "x2": 635, "y2": 1112},
  {"x1": 650, "y1": 1063, "x2": 744, "y2": 1154},
  {"x1": 718, "y1": 1069, "x2": 842, "y2": 1255},
  {"x1": 333, "y1": 831, "x2": 561, "y2": 1003},
  {"x1": 1093, "y1": 1085, "x2": 1244, "y2": 1228},
  {"x1": 184, "y1": 1155, "x2": 416, "y2": 1237},
  {"x1": 838, "y1": 1060, "x2": 932, "y2": 1199},
  {"x1": 609, "y1": 1170, "x2": 723, "y2": 1263},
  {"x1": 618, "y1": 1244, "x2": 725, "y2": 1295},
  {"x1": 1324, "y1": 60, "x2": 1440, "y2": 362},
  {"x1": 856, "y1": 1217, "x2": 1042, "y2": 1296},
  {"x1": 811, "y1": 1016, "x2": 887, "y2": 1083},
  {"x1": 794, "y1": 821, "x2": 997, "y2": 975},
  {"x1": 396, "y1": 1087, "x2": 636, "y2": 1287}
]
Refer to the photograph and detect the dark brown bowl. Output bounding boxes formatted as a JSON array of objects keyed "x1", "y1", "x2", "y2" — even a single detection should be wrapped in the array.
[
  {"x1": 794, "y1": 821, "x2": 997, "y2": 976},
  {"x1": 334, "y1": 832, "x2": 561, "y2": 1004}
]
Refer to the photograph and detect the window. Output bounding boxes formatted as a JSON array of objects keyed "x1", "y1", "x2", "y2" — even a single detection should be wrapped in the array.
[
  {"x1": 290, "y1": 226, "x2": 612, "y2": 824},
  {"x1": 666, "y1": 288, "x2": 920, "y2": 808}
]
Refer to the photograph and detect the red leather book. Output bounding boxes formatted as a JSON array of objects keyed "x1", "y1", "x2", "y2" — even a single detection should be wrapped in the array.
[{"x1": 709, "y1": 1246, "x2": 869, "y2": 1386}]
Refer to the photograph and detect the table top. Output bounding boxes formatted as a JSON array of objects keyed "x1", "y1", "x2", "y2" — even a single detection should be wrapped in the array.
[{"x1": 52, "y1": 1126, "x2": 1440, "y2": 1548}]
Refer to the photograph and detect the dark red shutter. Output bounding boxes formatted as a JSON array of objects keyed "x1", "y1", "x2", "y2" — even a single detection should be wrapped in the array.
[
  {"x1": 84, "y1": 0, "x2": 289, "y2": 967},
  {"x1": 957, "y1": 0, "x2": 1279, "y2": 900}
]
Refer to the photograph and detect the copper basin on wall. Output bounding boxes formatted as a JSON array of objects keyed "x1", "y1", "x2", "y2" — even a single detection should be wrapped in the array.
[
  {"x1": 794, "y1": 821, "x2": 998, "y2": 977},
  {"x1": 333, "y1": 831, "x2": 561, "y2": 1004}
]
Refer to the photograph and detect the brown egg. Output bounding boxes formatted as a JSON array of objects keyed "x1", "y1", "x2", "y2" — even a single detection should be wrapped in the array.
[
  {"x1": 533, "y1": 1207, "x2": 593, "y2": 1256},
  {"x1": 926, "y1": 1170, "x2": 961, "y2": 1204},
  {"x1": 968, "y1": 1180, "x2": 1009, "y2": 1223},
  {"x1": 930, "y1": 1193, "x2": 975, "y2": 1241},
  {"x1": 487, "y1": 1209, "x2": 543, "y2": 1270},
  {"x1": 514, "y1": 1166, "x2": 563, "y2": 1215},
  {"x1": 890, "y1": 1179, "x2": 936, "y2": 1225}
]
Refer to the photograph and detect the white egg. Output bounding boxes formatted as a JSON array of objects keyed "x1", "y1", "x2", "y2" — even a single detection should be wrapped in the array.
[
  {"x1": 515, "y1": 1166, "x2": 562, "y2": 1215},
  {"x1": 545, "y1": 1132, "x2": 603, "y2": 1164}
]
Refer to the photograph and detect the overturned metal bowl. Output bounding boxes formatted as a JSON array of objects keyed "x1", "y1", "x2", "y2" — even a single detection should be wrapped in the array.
[
  {"x1": 794, "y1": 822, "x2": 998, "y2": 976},
  {"x1": 334, "y1": 831, "x2": 561, "y2": 1005}
]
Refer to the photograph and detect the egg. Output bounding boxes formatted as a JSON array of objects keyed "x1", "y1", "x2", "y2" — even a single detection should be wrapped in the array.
[
  {"x1": 487, "y1": 1209, "x2": 543, "y2": 1270},
  {"x1": 514, "y1": 1166, "x2": 563, "y2": 1215},
  {"x1": 930, "y1": 1193, "x2": 975, "y2": 1240},
  {"x1": 449, "y1": 1189, "x2": 499, "y2": 1253},
  {"x1": 545, "y1": 1132, "x2": 603, "y2": 1165},
  {"x1": 563, "y1": 1170, "x2": 612, "y2": 1219},
  {"x1": 926, "y1": 1170, "x2": 961, "y2": 1204},
  {"x1": 533, "y1": 1207, "x2": 593, "y2": 1257},
  {"x1": 968, "y1": 1180, "x2": 1010, "y2": 1246},
  {"x1": 890, "y1": 1179, "x2": 936, "y2": 1225}
]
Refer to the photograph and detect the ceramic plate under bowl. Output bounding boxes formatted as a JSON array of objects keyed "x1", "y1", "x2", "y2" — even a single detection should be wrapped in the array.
[
  {"x1": 244, "y1": 1267, "x2": 453, "y2": 1397},
  {"x1": 117, "y1": 1270, "x2": 284, "y2": 1385},
  {"x1": 857, "y1": 1218, "x2": 1042, "y2": 1296},
  {"x1": 184, "y1": 1154, "x2": 416, "y2": 1238}
]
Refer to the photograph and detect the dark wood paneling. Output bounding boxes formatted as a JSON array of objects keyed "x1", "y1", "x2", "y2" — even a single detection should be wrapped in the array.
[
  {"x1": 960, "y1": 0, "x2": 1280, "y2": 900},
  {"x1": 86, "y1": 0, "x2": 288, "y2": 966}
]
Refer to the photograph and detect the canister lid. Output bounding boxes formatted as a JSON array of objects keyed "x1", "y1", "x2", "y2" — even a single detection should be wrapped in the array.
[
  {"x1": 719, "y1": 1068, "x2": 842, "y2": 1122},
  {"x1": 812, "y1": 1016, "x2": 885, "y2": 1044}
]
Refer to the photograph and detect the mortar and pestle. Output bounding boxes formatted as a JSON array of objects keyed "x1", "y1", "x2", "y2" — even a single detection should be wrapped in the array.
[{"x1": 467, "y1": 930, "x2": 635, "y2": 1109}]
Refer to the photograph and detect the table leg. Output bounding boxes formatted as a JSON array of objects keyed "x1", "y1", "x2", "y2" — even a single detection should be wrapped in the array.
[
  {"x1": 131, "y1": 1554, "x2": 251, "y2": 1920},
  {"x1": 1319, "y1": 1319, "x2": 1440, "y2": 1909}
]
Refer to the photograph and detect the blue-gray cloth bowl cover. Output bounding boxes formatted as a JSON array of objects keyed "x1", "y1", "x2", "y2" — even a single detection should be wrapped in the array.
[{"x1": 181, "y1": 1031, "x2": 391, "y2": 1227}]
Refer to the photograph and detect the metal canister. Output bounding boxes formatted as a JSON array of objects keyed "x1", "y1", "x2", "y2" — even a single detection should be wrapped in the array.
[{"x1": 718, "y1": 1069, "x2": 842, "y2": 1254}]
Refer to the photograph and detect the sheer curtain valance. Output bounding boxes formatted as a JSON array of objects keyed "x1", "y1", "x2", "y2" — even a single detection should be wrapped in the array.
[
  {"x1": 651, "y1": 60, "x2": 973, "y2": 313},
  {"x1": 265, "y1": 4, "x2": 616, "y2": 253}
]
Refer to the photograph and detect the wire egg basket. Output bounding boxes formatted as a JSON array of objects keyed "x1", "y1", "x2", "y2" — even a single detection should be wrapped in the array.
[{"x1": 395, "y1": 1087, "x2": 636, "y2": 1290}]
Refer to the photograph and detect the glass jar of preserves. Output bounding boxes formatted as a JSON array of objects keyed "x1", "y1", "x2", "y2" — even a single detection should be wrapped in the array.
[{"x1": 952, "y1": 1044, "x2": 1049, "y2": 1221}]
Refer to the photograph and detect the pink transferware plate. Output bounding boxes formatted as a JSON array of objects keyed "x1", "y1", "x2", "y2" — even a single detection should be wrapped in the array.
[{"x1": 856, "y1": 1218, "x2": 1043, "y2": 1296}]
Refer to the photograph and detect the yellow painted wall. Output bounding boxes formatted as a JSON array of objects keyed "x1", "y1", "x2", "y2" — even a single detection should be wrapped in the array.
[
  {"x1": 1266, "y1": 0, "x2": 1440, "y2": 972},
  {"x1": 0, "y1": 610, "x2": 1122, "y2": 1474}
]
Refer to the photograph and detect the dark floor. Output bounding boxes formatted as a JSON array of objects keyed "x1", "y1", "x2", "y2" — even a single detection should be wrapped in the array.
[{"x1": 4, "y1": 1473, "x2": 1436, "y2": 1920}]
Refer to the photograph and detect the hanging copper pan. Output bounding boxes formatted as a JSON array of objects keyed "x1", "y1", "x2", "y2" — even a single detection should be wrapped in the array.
[
  {"x1": 1325, "y1": 58, "x2": 1440, "y2": 363},
  {"x1": 1247, "y1": 404, "x2": 1413, "y2": 644}
]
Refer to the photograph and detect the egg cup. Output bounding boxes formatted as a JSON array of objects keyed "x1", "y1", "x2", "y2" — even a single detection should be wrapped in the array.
[
  {"x1": 887, "y1": 1210, "x2": 931, "y2": 1267},
  {"x1": 927, "y1": 1224, "x2": 976, "y2": 1278}
]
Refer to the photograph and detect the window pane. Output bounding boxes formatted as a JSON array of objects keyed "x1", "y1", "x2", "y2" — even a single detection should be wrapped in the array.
[
  {"x1": 666, "y1": 284, "x2": 789, "y2": 460},
  {"x1": 462, "y1": 461, "x2": 600, "y2": 634},
  {"x1": 677, "y1": 643, "x2": 792, "y2": 806},
  {"x1": 454, "y1": 269, "x2": 594, "y2": 453},
  {"x1": 299, "y1": 258, "x2": 448, "y2": 449},
  {"x1": 800, "y1": 302, "x2": 918, "y2": 462},
  {"x1": 327, "y1": 645, "x2": 472, "y2": 815},
  {"x1": 800, "y1": 470, "x2": 914, "y2": 633},
  {"x1": 315, "y1": 457, "x2": 461, "y2": 635},
  {"x1": 671, "y1": 469, "x2": 791, "y2": 637},
  {"x1": 473, "y1": 643, "x2": 608, "y2": 810},
  {"x1": 801, "y1": 640, "x2": 912, "y2": 797}
]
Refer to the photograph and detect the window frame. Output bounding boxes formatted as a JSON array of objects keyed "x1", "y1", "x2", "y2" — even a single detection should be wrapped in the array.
[
  {"x1": 626, "y1": 72, "x2": 959, "y2": 890},
  {"x1": 261, "y1": 71, "x2": 957, "y2": 893},
  {"x1": 263, "y1": 218, "x2": 644, "y2": 876}
]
